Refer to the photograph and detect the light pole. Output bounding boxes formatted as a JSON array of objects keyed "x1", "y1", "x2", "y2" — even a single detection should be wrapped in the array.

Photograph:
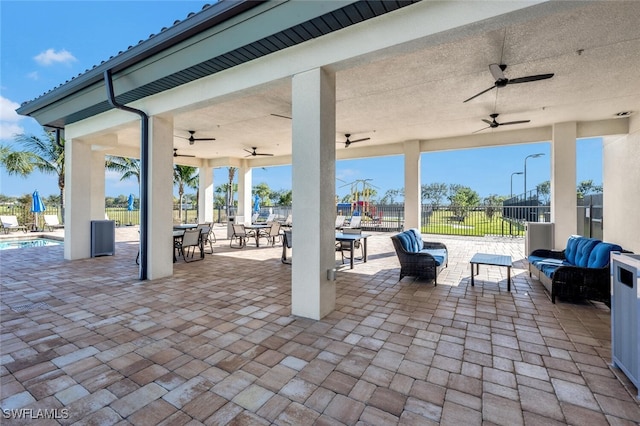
[
  {"x1": 524, "y1": 153, "x2": 545, "y2": 199},
  {"x1": 510, "y1": 171, "x2": 523, "y2": 198}
]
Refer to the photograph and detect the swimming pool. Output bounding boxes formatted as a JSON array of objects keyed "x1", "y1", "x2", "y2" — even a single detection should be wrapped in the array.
[{"x1": 0, "y1": 238, "x2": 63, "y2": 250}]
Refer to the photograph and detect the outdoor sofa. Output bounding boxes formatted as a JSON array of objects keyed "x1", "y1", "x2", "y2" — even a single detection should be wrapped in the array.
[
  {"x1": 528, "y1": 235, "x2": 629, "y2": 306},
  {"x1": 390, "y1": 228, "x2": 448, "y2": 284}
]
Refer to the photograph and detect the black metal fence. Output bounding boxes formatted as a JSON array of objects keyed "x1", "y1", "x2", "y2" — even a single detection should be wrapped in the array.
[{"x1": 3, "y1": 196, "x2": 602, "y2": 239}]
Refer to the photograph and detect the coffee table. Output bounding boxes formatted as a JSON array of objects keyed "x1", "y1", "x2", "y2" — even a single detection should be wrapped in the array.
[{"x1": 470, "y1": 253, "x2": 513, "y2": 291}]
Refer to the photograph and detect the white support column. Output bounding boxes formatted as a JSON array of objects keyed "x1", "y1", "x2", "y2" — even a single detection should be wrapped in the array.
[
  {"x1": 237, "y1": 161, "x2": 252, "y2": 225},
  {"x1": 90, "y1": 150, "x2": 107, "y2": 220},
  {"x1": 291, "y1": 67, "x2": 336, "y2": 320},
  {"x1": 147, "y1": 116, "x2": 174, "y2": 279},
  {"x1": 404, "y1": 140, "x2": 421, "y2": 230},
  {"x1": 198, "y1": 165, "x2": 214, "y2": 223},
  {"x1": 551, "y1": 122, "x2": 577, "y2": 248},
  {"x1": 64, "y1": 138, "x2": 93, "y2": 260}
]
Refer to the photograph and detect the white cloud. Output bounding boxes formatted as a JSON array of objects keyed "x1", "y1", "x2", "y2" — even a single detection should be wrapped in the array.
[
  {"x1": 34, "y1": 48, "x2": 77, "y2": 66},
  {"x1": 0, "y1": 96, "x2": 24, "y2": 140},
  {"x1": 27, "y1": 71, "x2": 39, "y2": 80}
]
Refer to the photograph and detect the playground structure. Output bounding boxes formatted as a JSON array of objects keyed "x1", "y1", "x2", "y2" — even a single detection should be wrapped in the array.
[{"x1": 337, "y1": 179, "x2": 382, "y2": 223}]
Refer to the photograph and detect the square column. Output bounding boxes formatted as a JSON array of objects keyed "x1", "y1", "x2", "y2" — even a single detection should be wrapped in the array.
[
  {"x1": 64, "y1": 138, "x2": 93, "y2": 259},
  {"x1": 237, "y1": 162, "x2": 252, "y2": 224},
  {"x1": 147, "y1": 116, "x2": 174, "y2": 279},
  {"x1": 291, "y1": 67, "x2": 336, "y2": 320},
  {"x1": 198, "y1": 165, "x2": 214, "y2": 223},
  {"x1": 404, "y1": 140, "x2": 421, "y2": 230},
  {"x1": 90, "y1": 150, "x2": 107, "y2": 220},
  {"x1": 551, "y1": 122, "x2": 577, "y2": 248}
]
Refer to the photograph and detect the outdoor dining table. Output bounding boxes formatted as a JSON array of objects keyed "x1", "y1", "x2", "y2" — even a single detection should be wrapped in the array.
[
  {"x1": 335, "y1": 231, "x2": 370, "y2": 269},
  {"x1": 244, "y1": 223, "x2": 271, "y2": 247},
  {"x1": 173, "y1": 224, "x2": 197, "y2": 230}
]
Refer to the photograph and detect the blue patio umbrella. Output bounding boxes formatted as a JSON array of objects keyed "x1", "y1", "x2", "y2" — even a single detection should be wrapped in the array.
[
  {"x1": 127, "y1": 194, "x2": 135, "y2": 225},
  {"x1": 31, "y1": 190, "x2": 46, "y2": 230},
  {"x1": 253, "y1": 194, "x2": 260, "y2": 213}
]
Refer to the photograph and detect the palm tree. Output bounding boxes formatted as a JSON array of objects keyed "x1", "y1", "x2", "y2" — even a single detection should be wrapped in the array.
[
  {"x1": 105, "y1": 156, "x2": 141, "y2": 184},
  {"x1": 174, "y1": 165, "x2": 199, "y2": 222},
  {"x1": 226, "y1": 167, "x2": 237, "y2": 218},
  {"x1": 0, "y1": 132, "x2": 65, "y2": 215}
]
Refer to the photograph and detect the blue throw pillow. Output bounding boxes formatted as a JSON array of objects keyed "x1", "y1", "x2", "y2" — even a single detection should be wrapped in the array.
[
  {"x1": 564, "y1": 235, "x2": 581, "y2": 265},
  {"x1": 587, "y1": 242, "x2": 622, "y2": 268},
  {"x1": 396, "y1": 233, "x2": 413, "y2": 252},
  {"x1": 574, "y1": 238, "x2": 601, "y2": 267}
]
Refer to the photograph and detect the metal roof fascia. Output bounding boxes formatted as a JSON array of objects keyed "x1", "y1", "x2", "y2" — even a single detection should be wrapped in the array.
[
  {"x1": 17, "y1": 0, "x2": 364, "y2": 128},
  {"x1": 15, "y1": 0, "x2": 264, "y2": 118}
]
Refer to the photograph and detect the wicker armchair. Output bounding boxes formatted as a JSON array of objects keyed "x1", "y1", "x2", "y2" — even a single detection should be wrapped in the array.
[{"x1": 390, "y1": 231, "x2": 448, "y2": 284}]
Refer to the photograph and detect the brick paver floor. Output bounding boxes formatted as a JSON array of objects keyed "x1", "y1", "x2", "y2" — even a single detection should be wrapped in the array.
[{"x1": 1, "y1": 225, "x2": 638, "y2": 425}]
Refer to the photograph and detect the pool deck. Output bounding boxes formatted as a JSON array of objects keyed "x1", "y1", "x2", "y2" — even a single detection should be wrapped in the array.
[{"x1": 1, "y1": 225, "x2": 638, "y2": 425}]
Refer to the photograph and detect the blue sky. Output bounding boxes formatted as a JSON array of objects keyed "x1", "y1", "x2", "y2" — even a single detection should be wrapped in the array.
[{"x1": 0, "y1": 1, "x2": 602, "y2": 201}]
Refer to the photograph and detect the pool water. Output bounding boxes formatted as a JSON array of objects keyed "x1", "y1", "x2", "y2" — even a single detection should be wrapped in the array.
[{"x1": 0, "y1": 238, "x2": 63, "y2": 250}]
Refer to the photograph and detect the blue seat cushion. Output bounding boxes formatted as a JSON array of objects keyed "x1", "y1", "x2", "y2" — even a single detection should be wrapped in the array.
[
  {"x1": 540, "y1": 262, "x2": 560, "y2": 278},
  {"x1": 587, "y1": 242, "x2": 622, "y2": 268},
  {"x1": 420, "y1": 248, "x2": 447, "y2": 266}
]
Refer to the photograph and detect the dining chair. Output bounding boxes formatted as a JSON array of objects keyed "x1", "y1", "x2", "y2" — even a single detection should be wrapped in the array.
[
  {"x1": 196, "y1": 222, "x2": 215, "y2": 253},
  {"x1": 230, "y1": 224, "x2": 254, "y2": 249},
  {"x1": 258, "y1": 221, "x2": 282, "y2": 246},
  {"x1": 175, "y1": 229, "x2": 204, "y2": 262}
]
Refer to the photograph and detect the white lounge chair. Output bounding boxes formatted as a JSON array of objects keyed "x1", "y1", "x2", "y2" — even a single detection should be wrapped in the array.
[
  {"x1": 43, "y1": 215, "x2": 64, "y2": 231},
  {"x1": 0, "y1": 215, "x2": 28, "y2": 234},
  {"x1": 345, "y1": 215, "x2": 362, "y2": 229},
  {"x1": 335, "y1": 215, "x2": 345, "y2": 229}
]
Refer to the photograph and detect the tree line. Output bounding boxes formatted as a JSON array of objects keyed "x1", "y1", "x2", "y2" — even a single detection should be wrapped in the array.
[{"x1": 1, "y1": 130, "x2": 602, "y2": 216}]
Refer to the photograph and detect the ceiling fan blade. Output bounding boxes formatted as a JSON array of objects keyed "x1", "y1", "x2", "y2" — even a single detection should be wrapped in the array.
[
  {"x1": 489, "y1": 63, "x2": 505, "y2": 81},
  {"x1": 463, "y1": 85, "x2": 496, "y2": 103},
  {"x1": 243, "y1": 149, "x2": 254, "y2": 155},
  {"x1": 348, "y1": 137, "x2": 370, "y2": 144},
  {"x1": 481, "y1": 119, "x2": 493, "y2": 125},
  {"x1": 256, "y1": 153, "x2": 274, "y2": 156},
  {"x1": 193, "y1": 137, "x2": 216, "y2": 141},
  {"x1": 500, "y1": 120, "x2": 531, "y2": 126},
  {"x1": 270, "y1": 113, "x2": 292, "y2": 120},
  {"x1": 472, "y1": 126, "x2": 491, "y2": 134},
  {"x1": 507, "y1": 73, "x2": 554, "y2": 84}
]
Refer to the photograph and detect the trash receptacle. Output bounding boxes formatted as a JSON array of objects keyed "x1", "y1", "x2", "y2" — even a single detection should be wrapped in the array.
[
  {"x1": 227, "y1": 216, "x2": 244, "y2": 239},
  {"x1": 227, "y1": 216, "x2": 235, "y2": 239},
  {"x1": 611, "y1": 252, "x2": 640, "y2": 398},
  {"x1": 91, "y1": 220, "x2": 115, "y2": 257}
]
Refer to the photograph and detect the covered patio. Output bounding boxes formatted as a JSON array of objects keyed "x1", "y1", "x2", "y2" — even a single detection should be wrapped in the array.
[
  {"x1": 15, "y1": 0, "x2": 640, "y2": 320},
  {"x1": 1, "y1": 228, "x2": 638, "y2": 424}
]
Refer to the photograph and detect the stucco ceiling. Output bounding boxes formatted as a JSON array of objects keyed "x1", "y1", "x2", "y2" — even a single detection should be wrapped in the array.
[{"x1": 113, "y1": 1, "x2": 640, "y2": 162}]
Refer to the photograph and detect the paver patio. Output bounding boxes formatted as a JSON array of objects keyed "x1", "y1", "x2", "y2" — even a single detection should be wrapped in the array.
[{"x1": 1, "y1": 226, "x2": 638, "y2": 425}]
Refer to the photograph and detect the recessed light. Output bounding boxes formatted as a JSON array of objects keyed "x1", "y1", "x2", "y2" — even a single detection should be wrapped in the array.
[{"x1": 615, "y1": 111, "x2": 633, "y2": 117}]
